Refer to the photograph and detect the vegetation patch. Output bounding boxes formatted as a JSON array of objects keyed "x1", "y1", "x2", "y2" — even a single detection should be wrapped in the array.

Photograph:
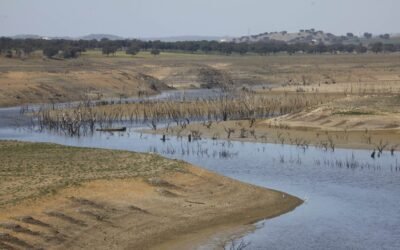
[
  {"x1": 0, "y1": 141, "x2": 185, "y2": 208},
  {"x1": 333, "y1": 110, "x2": 375, "y2": 116}
]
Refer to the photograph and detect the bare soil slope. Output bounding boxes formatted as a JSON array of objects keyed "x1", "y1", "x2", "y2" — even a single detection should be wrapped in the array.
[
  {"x1": 0, "y1": 56, "x2": 170, "y2": 107},
  {"x1": 0, "y1": 141, "x2": 302, "y2": 249},
  {"x1": 2, "y1": 52, "x2": 400, "y2": 107}
]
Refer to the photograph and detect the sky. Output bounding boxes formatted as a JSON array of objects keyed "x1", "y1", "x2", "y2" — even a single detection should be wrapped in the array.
[{"x1": 0, "y1": 0, "x2": 399, "y2": 38}]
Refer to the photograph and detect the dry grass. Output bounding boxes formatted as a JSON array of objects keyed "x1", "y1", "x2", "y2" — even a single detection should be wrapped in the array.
[
  {"x1": 2, "y1": 52, "x2": 400, "y2": 106},
  {"x1": 0, "y1": 141, "x2": 183, "y2": 208},
  {"x1": 4, "y1": 52, "x2": 400, "y2": 150},
  {"x1": 0, "y1": 141, "x2": 302, "y2": 250}
]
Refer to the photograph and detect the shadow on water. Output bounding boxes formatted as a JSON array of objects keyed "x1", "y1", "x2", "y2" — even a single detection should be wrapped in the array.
[{"x1": 1, "y1": 95, "x2": 400, "y2": 249}]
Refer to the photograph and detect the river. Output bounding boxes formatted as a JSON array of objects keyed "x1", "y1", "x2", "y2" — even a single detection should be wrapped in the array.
[{"x1": 0, "y1": 90, "x2": 399, "y2": 250}]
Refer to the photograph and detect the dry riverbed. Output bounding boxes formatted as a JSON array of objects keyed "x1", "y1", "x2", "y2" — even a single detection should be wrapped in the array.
[{"x1": 0, "y1": 141, "x2": 302, "y2": 249}]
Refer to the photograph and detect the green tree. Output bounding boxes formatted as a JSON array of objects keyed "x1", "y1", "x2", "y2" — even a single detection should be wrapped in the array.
[
  {"x1": 355, "y1": 44, "x2": 367, "y2": 53},
  {"x1": 63, "y1": 47, "x2": 81, "y2": 58},
  {"x1": 383, "y1": 44, "x2": 396, "y2": 52},
  {"x1": 379, "y1": 34, "x2": 390, "y2": 40},
  {"x1": 102, "y1": 46, "x2": 117, "y2": 56},
  {"x1": 234, "y1": 43, "x2": 248, "y2": 55},
  {"x1": 126, "y1": 45, "x2": 140, "y2": 56},
  {"x1": 219, "y1": 43, "x2": 233, "y2": 55},
  {"x1": 363, "y1": 32, "x2": 372, "y2": 39},
  {"x1": 43, "y1": 47, "x2": 59, "y2": 58},
  {"x1": 22, "y1": 45, "x2": 33, "y2": 56},
  {"x1": 5, "y1": 50, "x2": 13, "y2": 58},
  {"x1": 371, "y1": 42, "x2": 383, "y2": 53},
  {"x1": 150, "y1": 49, "x2": 160, "y2": 56}
]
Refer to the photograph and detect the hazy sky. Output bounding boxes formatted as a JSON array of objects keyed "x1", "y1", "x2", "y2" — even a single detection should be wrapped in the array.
[{"x1": 0, "y1": 0, "x2": 399, "y2": 37}]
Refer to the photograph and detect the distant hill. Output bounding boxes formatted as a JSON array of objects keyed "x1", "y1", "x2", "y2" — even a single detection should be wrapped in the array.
[
  {"x1": 141, "y1": 36, "x2": 227, "y2": 42},
  {"x1": 8, "y1": 34, "x2": 227, "y2": 42},
  {"x1": 11, "y1": 34, "x2": 44, "y2": 39},
  {"x1": 7, "y1": 31, "x2": 400, "y2": 44},
  {"x1": 79, "y1": 34, "x2": 124, "y2": 41},
  {"x1": 232, "y1": 29, "x2": 400, "y2": 45},
  {"x1": 9, "y1": 34, "x2": 124, "y2": 41},
  {"x1": 233, "y1": 30, "x2": 349, "y2": 44}
]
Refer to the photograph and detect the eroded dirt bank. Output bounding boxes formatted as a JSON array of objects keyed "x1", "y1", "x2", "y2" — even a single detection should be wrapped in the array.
[{"x1": 0, "y1": 141, "x2": 302, "y2": 249}]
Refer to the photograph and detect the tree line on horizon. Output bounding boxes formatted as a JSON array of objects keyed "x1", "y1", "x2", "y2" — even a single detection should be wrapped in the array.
[{"x1": 0, "y1": 37, "x2": 399, "y2": 59}]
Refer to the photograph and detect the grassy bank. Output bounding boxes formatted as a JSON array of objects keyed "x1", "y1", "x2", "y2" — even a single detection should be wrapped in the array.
[
  {"x1": 0, "y1": 141, "x2": 302, "y2": 249},
  {"x1": 0, "y1": 141, "x2": 182, "y2": 208}
]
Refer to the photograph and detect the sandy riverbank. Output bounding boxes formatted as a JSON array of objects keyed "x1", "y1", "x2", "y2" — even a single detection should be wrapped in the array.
[
  {"x1": 0, "y1": 141, "x2": 302, "y2": 249},
  {"x1": 144, "y1": 101, "x2": 400, "y2": 152},
  {"x1": 145, "y1": 121, "x2": 400, "y2": 152}
]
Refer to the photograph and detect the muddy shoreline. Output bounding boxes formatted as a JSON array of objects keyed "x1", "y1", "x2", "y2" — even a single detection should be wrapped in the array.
[{"x1": 143, "y1": 119, "x2": 400, "y2": 152}]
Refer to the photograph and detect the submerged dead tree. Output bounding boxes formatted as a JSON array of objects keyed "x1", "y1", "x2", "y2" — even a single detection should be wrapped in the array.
[{"x1": 31, "y1": 91, "x2": 329, "y2": 136}]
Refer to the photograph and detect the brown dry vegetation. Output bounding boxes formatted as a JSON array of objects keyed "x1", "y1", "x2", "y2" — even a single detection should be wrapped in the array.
[
  {"x1": 141, "y1": 53, "x2": 400, "y2": 151},
  {"x1": 2, "y1": 51, "x2": 400, "y2": 107},
  {"x1": 0, "y1": 141, "x2": 302, "y2": 249},
  {"x1": 4, "y1": 52, "x2": 400, "y2": 248},
  {"x1": 149, "y1": 92, "x2": 400, "y2": 151},
  {"x1": 34, "y1": 91, "x2": 334, "y2": 136},
  {"x1": 147, "y1": 94, "x2": 398, "y2": 151},
  {"x1": 0, "y1": 51, "x2": 174, "y2": 107},
  {"x1": 14, "y1": 51, "x2": 400, "y2": 150}
]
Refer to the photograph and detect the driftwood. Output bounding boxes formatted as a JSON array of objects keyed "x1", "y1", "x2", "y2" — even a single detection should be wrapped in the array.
[{"x1": 96, "y1": 127, "x2": 127, "y2": 132}]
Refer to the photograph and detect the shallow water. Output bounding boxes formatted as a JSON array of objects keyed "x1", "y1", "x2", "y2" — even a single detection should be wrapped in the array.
[{"x1": 1, "y1": 102, "x2": 400, "y2": 249}]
